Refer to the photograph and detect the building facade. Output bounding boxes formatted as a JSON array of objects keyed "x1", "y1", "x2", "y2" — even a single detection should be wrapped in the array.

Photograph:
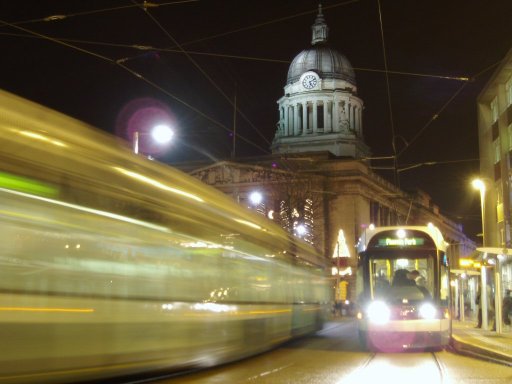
[
  {"x1": 180, "y1": 6, "x2": 475, "y2": 302},
  {"x1": 271, "y1": 6, "x2": 370, "y2": 158},
  {"x1": 476, "y1": 47, "x2": 512, "y2": 295}
]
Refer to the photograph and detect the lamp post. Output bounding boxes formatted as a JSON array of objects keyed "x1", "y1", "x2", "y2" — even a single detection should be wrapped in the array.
[
  {"x1": 249, "y1": 191, "x2": 266, "y2": 216},
  {"x1": 472, "y1": 178, "x2": 491, "y2": 330},
  {"x1": 472, "y1": 178, "x2": 486, "y2": 246},
  {"x1": 133, "y1": 124, "x2": 174, "y2": 155}
]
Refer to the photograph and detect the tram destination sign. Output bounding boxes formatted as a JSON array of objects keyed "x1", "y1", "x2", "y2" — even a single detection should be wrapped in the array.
[{"x1": 378, "y1": 237, "x2": 425, "y2": 247}]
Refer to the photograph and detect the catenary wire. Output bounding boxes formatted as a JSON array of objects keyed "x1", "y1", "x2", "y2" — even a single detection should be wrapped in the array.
[
  {"x1": 394, "y1": 50, "x2": 510, "y2": 159},
  {"x1": 2, "y1": 0, "x2": 490, "y2": 163},
  {"x1": 149, "y1": 0, "x2": 361, "y2": 50},
  {"x1": 0, "y1": 19, "x2": 270, "y2": 155},
  {"x1": 132, "y1": 1, "x2": 271, "y2": 146},
  {"x1": 377, "y1": 0, "x2": 399, "y2": 186},
  {"x1": 0, "y1": 31, "x2": 470, "y2": 81},
  {"x1": 396, "y1": 82, "x2": 468, "y2": 158},
  {"x1": 2, "y1": 0, "x2": 198, "y2": 25}
]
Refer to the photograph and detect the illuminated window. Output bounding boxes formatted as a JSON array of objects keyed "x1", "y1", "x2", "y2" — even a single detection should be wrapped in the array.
[
  {"x1": 506, "y1": 77, "x2": 512, "y2": 107},
  {"x1": 493, "y1": 138, "x2": 501, "y2": 164},
  {"x1": 496, "y1": 184, "x2": 502, "y2": 204},
  {"x1": 508, "y1": 124, "x2": 512, "y2": 150},
  {"x1": 491, "y1": 97, "x2": 499, "y2": 123}
]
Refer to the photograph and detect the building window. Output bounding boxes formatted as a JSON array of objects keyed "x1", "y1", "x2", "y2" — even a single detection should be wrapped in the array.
[
  {"x1": 370, "y1": 201, "x2": 379, "y2": 224},
  {"x1": 508, "y1": 124, "x2": 512, "y2": 150},
  {"x1": 496, "y1": 184, "x2": 502, "y2": 205},
  {"x1": 506, "y1": 77, "x2": 512, "y2": 107},
  {"x1": 492, "y1": 122, "x2": 499, "y2": 140},
  {"x1": 495, "y1": 162, "x2": 502, "y2": 180},
  {"x1": 494, "y1": 138, "x2": 501, "y2": 163},
  {"x1": 491, "y1": 97, "x2": 499, "y2": 123}
]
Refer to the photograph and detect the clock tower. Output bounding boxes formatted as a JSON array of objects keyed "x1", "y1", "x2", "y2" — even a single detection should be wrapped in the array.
[{"x1": 271, "y1": 5, "x2": 370, "y2": 158}]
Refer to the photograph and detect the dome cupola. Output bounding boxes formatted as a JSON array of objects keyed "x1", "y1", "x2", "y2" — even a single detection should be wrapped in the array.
[
  {"x1": 286, "y1": 4, "x2": 356, "y2": 86},
  {"x1": 272, "y1": 4, "x2": 370, "y2": 159}
]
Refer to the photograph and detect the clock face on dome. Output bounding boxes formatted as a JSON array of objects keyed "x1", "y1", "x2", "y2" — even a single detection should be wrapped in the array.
[{"x1": 302, "y1": 74, "x2": 318, "y2": 89}]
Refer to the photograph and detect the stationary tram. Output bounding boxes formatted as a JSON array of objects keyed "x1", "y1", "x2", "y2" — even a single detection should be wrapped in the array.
[
  {"x1": 0, "y1": 89, "x2": 330, "y2": 383},
  {"x1": 356, "y1": 225, "x2": 451, "y2": 351}
]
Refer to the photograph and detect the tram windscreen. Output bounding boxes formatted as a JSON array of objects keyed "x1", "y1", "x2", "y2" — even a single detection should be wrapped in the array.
[{"x1": 370, "y1": 256, "x2": 434, "y2": 302}]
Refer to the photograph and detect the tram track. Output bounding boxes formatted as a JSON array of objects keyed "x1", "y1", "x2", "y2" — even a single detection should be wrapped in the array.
[
  {"x1": 343, "y1": 350, "x2": 447, "y2": 384},
  {"x1": 430, "y1": 351, "x2": 447, "y2": 384}
]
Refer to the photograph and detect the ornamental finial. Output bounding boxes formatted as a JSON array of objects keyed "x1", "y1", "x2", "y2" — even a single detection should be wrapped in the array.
[{"x1": 311, "y1": 3, "x2": 328, "y2": 45}]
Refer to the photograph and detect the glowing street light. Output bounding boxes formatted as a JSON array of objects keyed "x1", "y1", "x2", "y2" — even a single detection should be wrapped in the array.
[
  {"x1": 295, "y1": 224, "x2": 307, "y2": 237},
  {"x1": 133, "y1": 124, "x2": 174, "y2": 155},
  {"x1": 151, "y1": 124, "x2": 174, "y2": 145},
  {"x1": 249, "y1": 191, "x2": 263, "y2": 206}
]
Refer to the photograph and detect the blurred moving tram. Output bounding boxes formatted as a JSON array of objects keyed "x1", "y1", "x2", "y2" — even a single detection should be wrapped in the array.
[
  {"x1": 355, "y1": 225, "x2": 452, "y2": 351},
  {"x1": 0, "y1": 89, "x2": 330, "y2": 383}
]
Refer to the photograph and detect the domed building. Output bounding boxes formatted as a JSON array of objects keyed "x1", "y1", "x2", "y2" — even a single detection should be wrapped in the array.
[
  {"x1": 271, "y1": 5, "x2": 370, "y2": 158},
  {"x1": 180, "y1": 6, "x2": 475, "y2": 306}
]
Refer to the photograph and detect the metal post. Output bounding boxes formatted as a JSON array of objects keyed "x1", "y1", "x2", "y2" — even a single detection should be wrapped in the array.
[
  {"x1": 482, "y1": 266, "x2": 488, "y2": 330},
  {"x1": 459, "y1": 277, "x2": 465, "y2": 321},
  {"x1": 133, "y1": 131, "x2": 139, "y2": 154},
  {"x1": 495, "y1": 258, "x2": 502, "y2": 333}
]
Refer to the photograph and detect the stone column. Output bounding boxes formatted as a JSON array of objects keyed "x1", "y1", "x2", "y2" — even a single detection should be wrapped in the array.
[
  {"x1": 289, "y1": 106, "x2": 294, "y2": 136},
  {"x1": 348, "y1": 103, "x2": 353, "y2": 131},
  {"x1": 313, "y1": 101, "x2": 318, "y2": 133},
  {"x1": 324, "y1": 101, "x2": 330, "y2": 133},
  {"x1": 295, "y1": 104, "x2": 300, "y2": 135},
  {"x1": 333, "y1": 100, "x2": 339, "y2": 132},
  {"x1": 353, "y1": 106, "x2": 357, "y2": 134},
  {"x1": 359, "y1": 107, "x2": 363, "y2": 136},
  {"x1": 302, "y1": 102, "x2": 308, "y2": 135},
  {"x1": 283, "y1": 105, "x2": 289, "y2": 136},
  {"x1": 352, "y1": 105, "x2": 356, "y2": 131}
]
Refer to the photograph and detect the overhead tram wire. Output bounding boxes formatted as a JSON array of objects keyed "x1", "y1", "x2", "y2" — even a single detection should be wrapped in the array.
[
  {"x1": 2, "y1": 0, "x2": 481, "y2": 158},
  {"x1": 152, "y1": 0, "x2": 362, "y2": 50},
  {"x1": 0, "y1": 19, "x2": 270, "y2": 156},
  {"x1": 3, "y1": 0, "x2": 361, "y2": 151},
  {"x1": 0, "y1": 26, "x2": 472, "y2": 167},
  {"x1": 2, "y1": 0, "x2": 198, "y2": 26},
  {"x1": 0, "y1": 30, "x2": 471, "y2": 82},
  {"x1": 370, "y1": 157, "x2": 480, "y2": 172},
  {"x1": 396, "y1": 81, "x2": 469, "y2": 159},
  {"x1": 376, "y1": 0, "x2": 399, "y2": 187},
  {"x1": 97, "y1": 0, "x2": 361, "y2": 68},
  {"x1": 395, "y1": 55, "x2": 506, "y2": 159},
  {"x1": 131, "y1": 1, "x2": 271, "y2": 147}
]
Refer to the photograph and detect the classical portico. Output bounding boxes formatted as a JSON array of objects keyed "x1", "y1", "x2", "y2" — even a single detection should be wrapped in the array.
[{"x1": 271, "y1": 5, "x2": 370, "y2": 158}]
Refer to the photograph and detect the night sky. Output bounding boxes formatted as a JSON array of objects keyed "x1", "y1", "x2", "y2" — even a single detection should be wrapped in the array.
[{"x1": 1, "y1": 0, "x2": 512, "y2": 240}]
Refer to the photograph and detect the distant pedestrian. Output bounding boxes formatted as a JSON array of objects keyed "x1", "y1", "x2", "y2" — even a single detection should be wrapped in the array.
[
  {"x1": 503, "y1": 289, "x2": 512, "y2": 326},
  {"x1": 475, "y1": 284, "x2": 495, "y2": 330}
]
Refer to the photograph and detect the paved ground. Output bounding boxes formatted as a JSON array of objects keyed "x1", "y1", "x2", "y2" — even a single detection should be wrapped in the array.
[{"x1": 450, "y1": 319, "x2": 512, "y2": 366}]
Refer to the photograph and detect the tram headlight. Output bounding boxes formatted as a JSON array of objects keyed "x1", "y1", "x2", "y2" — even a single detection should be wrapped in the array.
[
  {"x1": 366, "y1": 301, "x2": 390, "y2": 325},
  {"x1": 419, "y1": 303, "x2": 437, "y2": 319}
]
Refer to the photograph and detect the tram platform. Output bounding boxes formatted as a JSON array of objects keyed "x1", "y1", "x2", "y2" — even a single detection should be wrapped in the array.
[{"x1": 451, "y1": 319, "x2": 512, "y2": 366}]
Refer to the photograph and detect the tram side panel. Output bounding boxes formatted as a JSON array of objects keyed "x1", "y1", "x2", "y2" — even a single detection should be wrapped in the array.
[{"x1": 0, "y1": 89, "x2": 330, "y2": 383}]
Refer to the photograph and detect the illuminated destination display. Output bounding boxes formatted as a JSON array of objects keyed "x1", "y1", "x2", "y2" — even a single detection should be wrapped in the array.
[{"x1": 378, "y1": 237, "x2": 425, "y2": 247}]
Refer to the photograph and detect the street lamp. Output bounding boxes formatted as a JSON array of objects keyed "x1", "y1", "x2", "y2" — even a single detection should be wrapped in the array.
[
  {"x1": 472, "y1": 178, "x2": 491, "y2": 330},
  {"x1": 248, "y1": 191, "x2": 266, "y2": 216},
  {"x1": 133, "y1": 124, "x2": 174, "y2": 155},
  {"x1": 249, "y1": 191, "x2": 263, "y2": 206},
  {"x1": 295, "y1": 223, "x2": 307, "y2": 237}
]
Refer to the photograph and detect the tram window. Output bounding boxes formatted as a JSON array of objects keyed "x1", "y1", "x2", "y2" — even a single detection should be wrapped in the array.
[
  {"x1": 440, "y1": 263, "x2": 450, "y2": 305},
  {"x1": 369, "y1": 257, "x2": 434, "y2": 300},
  {"x1": 356, "y1": 265, "x2": 364, "y2": 300}
]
